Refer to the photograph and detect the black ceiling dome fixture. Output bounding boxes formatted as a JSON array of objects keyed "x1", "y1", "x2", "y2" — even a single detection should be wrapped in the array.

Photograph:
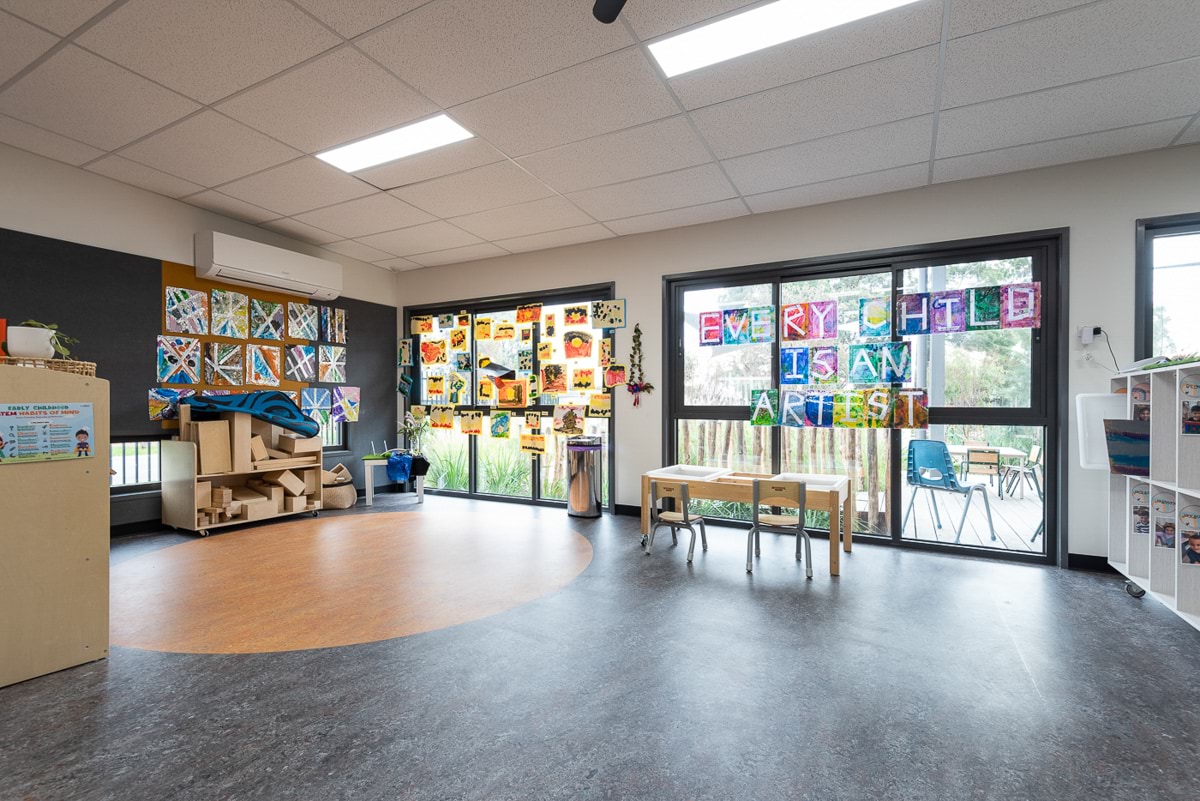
[{"x1": 593, "y1": 0, "x2": 628, "y2": 24}]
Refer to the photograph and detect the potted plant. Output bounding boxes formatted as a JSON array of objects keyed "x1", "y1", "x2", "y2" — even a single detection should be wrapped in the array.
[
  {"x1": 7, "y1": 321, "x2": 79, "y2": 359},
  {"x1": 398, "y1": 411, "x2": 430, "y2": 455}
]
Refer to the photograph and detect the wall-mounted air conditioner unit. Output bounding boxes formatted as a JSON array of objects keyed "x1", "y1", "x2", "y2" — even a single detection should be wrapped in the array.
[{"x1": 194, "y1": 231, "x2": 342, "y2": 301}]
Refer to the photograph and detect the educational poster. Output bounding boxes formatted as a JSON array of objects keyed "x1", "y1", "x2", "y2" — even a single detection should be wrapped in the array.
[
  {"x1": 430, "y1": 406, "x2": 455, "y2": 430},
  {"x1": 524, "y1": 411, "x2": 542, "y2": 429},
  {"x1": 564, "y1": 305, "x2": 589, "y2": 326},
  {"x1": 205, "y1": 342, "x2": 244, "y2": 386},
  {"x1": 553, "y1": 405, "x2": 585, "y2": 436},
  {"x1": 450, "y1": 328, "x2": 468, "y2": 351},
  {"x1": 420, "y1": 338, "x2": 448, "y2": 365},
  {"x1": 520, "y1": 433, "x2": 546, "y2": 456},
  {"x1": 496, "y1": 377, "x2": 529, "y2": 408},
  {"x1": 288, "y1": 303, "x2": 319, "y2": 341},
  {"x1": 165, "y1": 286, "x2": 209, "y2": 335},
  {"x1": 600, "y1": 336, "x2": 613, "y2": 368},
  {"x1": 477, "y1": 379, "x2": 494, "y2": 402},
  {"x1": 564, "y1": 331, "x2": 593, "y2": 359},
  {"x1": 491, "y1": 411, "x2": 511, "y2": 438},
  {"x1": 250, "y1": 299, "x2": 284, "y2": 340},
  {"x1": 892, "y1": 389, "x2": 929, "y2": 429},
  {"x1": 603, "y1": 364, "x2": 627, "y2": 389},
  {"x1": 211, "y1": 289, "x2": 248, "y2": 339},
  {"x1": 427, "y1": 375, "x2": 445, "y2": 395},
  {"x1": 516, "y1": 304, "x2": 542, "y2": 325},
  {"x1": 1180, "y1": 506, "x2": 1200, "y2": 565},
  {"x1": 460, "y1": 410, "x2": 483, "y2": 435},
  {"x1": 148, "y1": 388, "x2": 194, "y2": 421},
  {"x1": 319, "y1": 345, "x2": 346, "y2": 383},
  {"x1": 398, "y1": 339, "x2": 413, "y2": 367},
  {"x1": 572, "y1": 369, "x2": 595, "y2": 390},
  {"x1": 858, "y1": 297, "x2": 890, "y2": 338},
  {"x1": 930, "y1": 290, "x2": 966, "y2": 334},
  {"x1": 587, "y1": 393, "x2": 612, "y2": 418},
  {"x1": 1181, "y1": 373, "x2": 1200, "y2": 435},
  {"x1": 321, "y1": 306, "x2": 348, "y2": 343},
  {"x1": 781, "y1": 347, "x2": 809, "y2": 384},
  {"x1": 543, "y1": 313, "x2": 556, "y2": 337},
  {"x1": 591, "y1": 299, "x2": 626, "y2": 329},
  {"x1": 537, "y1": 342, "x2": 555, "y2": 361},
  {"x1": 474, "y1": 318, "x2": 492, "y2": 340},
  {"x1": 494, "y1": 322, "x2": 516, "y2": 340},
  {"x1": 750, "y1": 389, "x2": 778, "y2": 426},
  {"x1": 246, "y1": 344, "x2": 282, "y2": 387},
  {"x1": 285, "y1": 344, "x2": 316, "y2": 383},
  {"x1": 331, "y1": 386, "x2": 360, "y2": 423},
  {"x1": 810, "y1": 347, "x2": 838, "y2": 385},
  {"x1": 157, "y1": 335, "x2": 200, "y2": 384},
  {"x1": 410, "y1": 315, "x2": 433, "y2": 335},
  {"x1": 0, "y1": 402, "x2": 96, "y2": 463},
  {"x1": 540, "y1": 363, "x2": 568, "y2": 394},
  {"x1": 1000, "y1": 283, "x2": 1041, "y2": 329},
  {"x1": 301, "y1": 387, "x2": 331, "y2": 414}
]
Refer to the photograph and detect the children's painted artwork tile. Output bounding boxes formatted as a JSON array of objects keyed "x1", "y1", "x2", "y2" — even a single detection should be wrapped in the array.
[
  {"x1": 430, "y1": 406, "x2": 455, "y2": 430},
  {"x1": 699, "y1": 311, "x2": 723, "y2": 345},
  {"x1": 420, "y1": 338, "x2": 448, "y2": 365},
  {"x1": 930, "y1": 290, "x2": 965, "y2": 334},
  {"x1": 460, "y1": 410, "x2": 483, "y2": 435},
  {"x1": 543, "y1": 313, "x2": 556, "y2": 337},
  {"x1": 157, "y1": 335, "x2": 200, "y2": 384},
  {"x1": 148, "y1": 387, "x2": 195, "y2": 420},
  {"x1": 286, "y1": 344, "x2": 316, "y2": 382},
  {"x1": 398, "y1": 339, "x2": 413, "y2": 367},
  {"x1": 288, "y1": 303, "x2": 319, "y2": 340},
  {"x1": 807, "y1": 300, "x2": 838, "y2": 340},
  {"x1": 604, "y1": 364, "x2": 627, "y2": 388},
  {"x1": 321, "y1": 306, "x2": 347, "y2": 343},
  {"x1": 454, "y1": 353, "x2": 472, "y2": 372},
  {"x1": 165, "y1": 286, "x2": 209, "y2": 335},
  {"x1": 497, "y1": 378, "x2": 529, "y2": 409},
  {"x1": 862, "y1": 389, "x2": 894, "y2": 428},
  {"x1": 879, "y1": 342, "x2": 911, "y2": 383},
  {"x1": 427, "y1": 375, "x2": 445, "y2": 395},
  {"x1": 553, "y1": 405, "x2": 585, "y2": 436},
  {"x1": 524, "y1": 411, "x2": 542, "y2": 429},
  {"x1": 564, "y1": 331, "x2": 593, "y2": 359},
  {"x1": 438, "y1": 314, "x2": 455, "y2": 328},
  {"x1": 965, "y1": 287, "x2": 1001, "y2": 332},
  {"x1": 859, "y1": 297, "x2": 891, "y2": 338},
  {"x1": 250, "y1": 299, "x2": 284, "y2": 340},
  {"x1": 411, "y1": 315, "x2": 433, "y2": 335},
  {"x1": 520, "y1": 433, "x2": 546, "y2": 455},
  {"x1": 456, "y1": 313, "x2": 471, "y2": 328},
  {"x1": 450, "y1": 328, "x2": 468, "y2": 351},
  {"x1": 897, "y1": 293, "x2": 930, "y2": 336},
  {"x1": 537, "y1": 341, "x2": 555, "y2": 361},
  {"x1": 572, "y1": 369, "x2": 595, "y2": 390},
  {"x1": 540, "y1": 363, "x2": 568, "y2": 394},
  {"x1": 810, "y1": 347, "x2": 838, "y2": 385},
  {"x1": 331, "y1": 386, "x2": 360, "y2": 423},
  {"x1": 518, "y1": 349, "x2": 533, "y2": 371},
  {"x1": 748, "y1": 305, "x2": 775, "y2": 343},
  {"x1": 587, "y1": 393, "x2": 612, "y2": 418},
  {"x1": 600, "y1": 336, "x2": 613, "y2": 368},
  {"x1": 893, "y1": 389, "x2": 929, "y2": 429},
  {"x1": 520, "y1": 327, "x2": 532, "y2": 342},
  {"x1": 477, "y1": 379, "x2": 494, "y2": 402},
  {"x1": 494, "y1": 322, "x2": 516, "y2": 340},
  {"x1": 564, "y1": 305, "x2": 589, "y2": 326},
  {"x1": 210, "y1": 289, "x2": 248, "y2": 339},
  {"x1": 781, "y1": 303, "x2": 808, "y2": 341},
  {"x1": 474, "y1": 318, "x2": 492, "y2": 340},
  {"x1": 301, "y1": 387, "x2": 331, "y2": 413},
  {"x1": 205, "y1": 342, "x2": 243, "y2": 386},
  {"x1": 832, "y1": 392, "x2": 865, "y2": 429},
  {"x1": 805, "y1": 393, "x2": 835, "y2": 427},
  {"x1": 490, "y1": 411, "x2": 511, "y2": 438},
  {"x1": 781, "y1": 347, "x2": 809, "y2": 384},
  {"x1": 449, "y1": 372, "x2": 469, "y2": 405},
  {"x1": 1000, "y1": 283, "x2": 1041, "y2": 329},
  {"x1": 722, "y1": 308, "x2": 750, "y2": 345},
  {"x1": 848, "y1": 344, "x2": 881, "y2": 384},
  {"x1": 591, "y1": 299, "x2": 626, "y2": 329},
  {"x1": 319, "y1": 345, "x2": 346, "y2": 383},
  {"x1": 750, "y1": 389, "x2": 778, "y2": 426},
  {"x1": 779, "y1": 390, "x2": 806, "y2": 428},
  {"x1": 246, "y1": 344, "x2": 282, "y2": 386},
  {"x1": 516, "y1": 304, "x2": 542, "y2": 325}
]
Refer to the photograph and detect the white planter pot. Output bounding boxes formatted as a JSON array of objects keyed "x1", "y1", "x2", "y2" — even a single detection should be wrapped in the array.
[{"x1": 7, "y1": 326, "x2": 55, "y2": 359}]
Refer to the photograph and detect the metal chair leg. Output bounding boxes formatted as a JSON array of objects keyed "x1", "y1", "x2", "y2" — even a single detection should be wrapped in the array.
[
  {"x1": 927, "y1": 490, "x2": 943, "y2": 529},
  {"x1": 902, "y1": 485, "x2": 918, "y2": 533},
  {"x1": 803, "y1": 530, "x2": 813, "y2": 579},
  {"x1": 1031, "y1": 520, "x2": 1044, "y2": 542},
  {"x1": 699, "y1": 519, "x2": 708, "y2": 552},
  {"x1": 980, "y1": 487, "x2": 997, "y2": 541},
  {"x1": 754, "y1": 528, "x2": 761, "y2": 557},
  {"x1": 647, "y1": 523, "x2": 659, "y2": 554},
  {"x1": 686, "y1": 524, "x2": 698, "y2": 563},
  {"x1": 954, "y1": 490, "x2": 975, "y2": 543},
  {"x1": 746, "y1": 526, "x2": 757, "y2": 573}
]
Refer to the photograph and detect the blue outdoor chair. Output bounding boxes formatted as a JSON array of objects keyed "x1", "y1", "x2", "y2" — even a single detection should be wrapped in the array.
[{"x1": 902, "y1": 440, "x2": 996, "y2": 543}]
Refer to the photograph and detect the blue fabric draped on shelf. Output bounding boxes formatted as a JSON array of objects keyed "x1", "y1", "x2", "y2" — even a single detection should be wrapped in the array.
[{"x1": 181, "y1": 391, "x2": 319, "y2": 438}]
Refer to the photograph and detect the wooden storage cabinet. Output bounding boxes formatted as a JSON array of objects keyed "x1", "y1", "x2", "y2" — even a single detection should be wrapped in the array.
[{"x1": 162, "y1": 405, "x2": 323, "y2": 536}]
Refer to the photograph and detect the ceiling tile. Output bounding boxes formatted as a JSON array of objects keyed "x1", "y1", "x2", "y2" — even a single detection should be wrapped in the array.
[
  {"x1": 0, "y1": 10, "x2": 59, "y2": 84},
  {"x1": 358, "y1": 221, "x2": 484, "y2": 256},
  {"x1": 517, "y1": 116, "x2": 712, "y2": 194},
  {"x1": 407, "y1": 243, "x2": 508, "y2": 267},
  {"x1": 217, "y1": 47, "x2": 437, "y2": 153},
  {"x1": 670, "y1": 1, "x2": 943, "y2": 110},
  {"x1": 942, "y1": 0, "x2": 1200, "y2": 109},
  {"x1": 320, "y1": 239, "x2": 398, "y2": 262},
  {"x1": 357, "y1": 0, "x2": 633, "y2": 107},
  {"x1": 1180, "y1": 120, "x2": 1200, "y2": 145},
  {"x1": 565, "y1": 163, "x2": 736, "y2": 221},
  {"x1": 76, "y1": 0, "x2": 340, "y2": 104},
  {"x1": 375, "y1": 256, "x2": 421, "y2": 270},
  {"x1": 494, "y1": 223, "x2": 614, "y2": 253},
  {"x1": 448, "y1": 196, "x2": 595, "y2": 241},
  {"x1": 85, "y1": 154, "x2": 205, "y2": 197},
  {"x1": 182, "y1": 190, "x2": 280, "y2": 224},
  {"x1": 948, "y1": 0, "x2": 1096, "y2": 39},
  {"x1": 290, "y1": 0, "x2": 429, "y2": 37},
  {"x1": 0, "y1": 0, "x2": 112, "y2": 35},
  {"x1": 933, "y1": 119, "x2": 1187, "y2": 183},
  {"x1": 0, "y1": 113, "x2": 104, "y2": 164},
  {"x1": 260, "y1": 217, "x2": 341, "y2": 245},
  {"x1": 354, "y1": 136, "x2": 506, "y2": 190},
  {"x1": 935, "y1": 59, "x2": 1200, "y2": 158},
  {"x1": 722, "y1": 115, "x2": 934, "y2": 195},
  {"x1": 118, "y1": 110, "x2": 301, "y2": 186},
  {"x1": 605, "y1": 198, "x2": 748, "y2": 236},
  {"x1": 218, "y1": 157, "x2": 375, "y2": 216},
  {"x1": 691, "y1": 46, "x2": 939, "y2": 159},
  {"x1": 745, "y1": 164, "x2": 929, "y2": 213},
  {"x1": 622, "y1": 0, "x2": 757, "y2": 40},
  {"x1": 451, "y1": 47, "x2": 679, "y2": 157},
  {"x1": 292, "y1": 192, "x2": 435, "y2": 238},
  {"x1": 0, "y1": 45, "x2": 199, "y2": 150},
  {"x1": 390, "y1": 161, "x2": 555, "y2": 218}
]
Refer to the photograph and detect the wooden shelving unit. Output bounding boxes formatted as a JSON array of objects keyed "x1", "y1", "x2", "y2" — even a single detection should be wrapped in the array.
[
  {"x1": 1108, "y1": 363, "x2": 1200, "y2": 631},
  {"x1": 162, "y1": 405, "x2": 323, "y2": 536}
]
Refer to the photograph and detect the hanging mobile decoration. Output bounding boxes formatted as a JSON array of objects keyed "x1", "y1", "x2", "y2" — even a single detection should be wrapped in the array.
[{"x1": 625, "y1": 323, "x2": 654, "y2": 407}]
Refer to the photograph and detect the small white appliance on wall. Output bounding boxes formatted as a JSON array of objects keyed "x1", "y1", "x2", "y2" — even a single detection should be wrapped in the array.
[{"x1": 194, "y1": 231, "x2": 342, "y2": 300}]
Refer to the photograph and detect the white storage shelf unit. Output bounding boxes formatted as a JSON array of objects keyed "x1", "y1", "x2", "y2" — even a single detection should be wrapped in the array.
[{"x1": 1109, "y1": 364, "x2": 1200, "y2": 631}]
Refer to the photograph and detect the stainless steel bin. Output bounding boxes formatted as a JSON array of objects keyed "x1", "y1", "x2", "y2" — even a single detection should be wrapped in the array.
[{"x1": 566, "y1": 436, "x2": 603, "y2": 518}]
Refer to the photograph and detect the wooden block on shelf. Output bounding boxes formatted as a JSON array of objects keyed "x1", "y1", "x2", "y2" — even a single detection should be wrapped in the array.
[
  {"x1": 256, "y1": 485, "x2": 284, "y2": 511},
  {"x1": 220, "y1": 411, "x2": 253, "y2": 473},
  {"x1": 285, "y1": 495, "x2": 306, "y2": 513},
  {"x1": 243, "y1": 501, "x2": 273, "y2": 522},
  {"x1": 306, "y1": 499, "x2": 323, "y2": 511},
  {"x1": 196, "y1": 480, "x2": 212, "y2": 509},
  {"x1": 232, "y1": 487, "x2": 269, "y2": 504},
  {"x1": 228, "y1": 500, "x2": 243, "y2": 515},
  {"x1": 265, "y1": 448, "x2": 289, "y2": 460},
  {"x1": 263, "y1": 469, "x2": 305, "y2": 497},
  {"x1": 277, "y1": 435, "x2": 322, "y2": 455},
  {"x1": 253, "y1": 456, "x2": 315, "y2": 470},
  {"x1": 302, "y1": 468, "x2": 320, "y2": 495},
  {"x1": 212, "y1": 486, "x2": 233, "y2": 503},
  {"x1": 249, "y1": 434, "x2": 269, "y2": 462},
  {"x1": 196, "y1": 420, "x2": 232, "y2": 474}
]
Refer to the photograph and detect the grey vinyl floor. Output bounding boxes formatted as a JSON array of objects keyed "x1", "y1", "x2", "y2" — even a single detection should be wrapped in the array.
[{"x1": 2, "y1": 494, "x2": 1198, "y2": 801}]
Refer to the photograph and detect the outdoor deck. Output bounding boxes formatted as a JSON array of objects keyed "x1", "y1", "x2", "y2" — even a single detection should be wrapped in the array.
[{"x1": 897, "y1": 476, "x2": 1045, "y2": 553}]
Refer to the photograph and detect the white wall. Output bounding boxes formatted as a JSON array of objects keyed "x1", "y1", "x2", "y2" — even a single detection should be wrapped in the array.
[
  {"x1": 396, "y1": 143, "x2": 1200, "y2": 557},
  {"x1": 0, "y1": 143, "x2": 396, "y2": 305}
]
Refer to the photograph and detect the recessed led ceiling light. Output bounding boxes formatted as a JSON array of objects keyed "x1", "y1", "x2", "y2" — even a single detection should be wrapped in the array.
[
  {"x1": 648, "y1": 0, "x2": 923, "y2": 78},
  {"x1": 316, "y1": 114, "x2": 473, "y2": 173}
]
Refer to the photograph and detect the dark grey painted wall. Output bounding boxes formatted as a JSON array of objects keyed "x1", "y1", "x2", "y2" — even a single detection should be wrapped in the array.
[{"x1": 1, "y1": 226, "x2": 399, "y2": 527}]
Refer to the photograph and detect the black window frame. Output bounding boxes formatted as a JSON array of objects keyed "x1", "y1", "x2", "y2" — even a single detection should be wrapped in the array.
[
  {"x1": 403, "y1": 282, "x2": 617, "y2": 512},
  {"x1": 663, "y1": 230, "x2": 1068, "y2": 566},
  {"x1": 1135, "y1": 211, "x2": 1200, "y2": 360}
]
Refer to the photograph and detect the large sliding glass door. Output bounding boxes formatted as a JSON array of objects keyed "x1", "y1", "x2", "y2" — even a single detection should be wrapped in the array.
[{"x1": 665, "y1": 233, "x2": 1063, "y2": 563}]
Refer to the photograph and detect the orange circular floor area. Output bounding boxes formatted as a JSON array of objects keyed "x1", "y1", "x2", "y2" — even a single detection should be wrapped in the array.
[{"x1": 111, "y1": 511, "x2": 593, "y2": 654}]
